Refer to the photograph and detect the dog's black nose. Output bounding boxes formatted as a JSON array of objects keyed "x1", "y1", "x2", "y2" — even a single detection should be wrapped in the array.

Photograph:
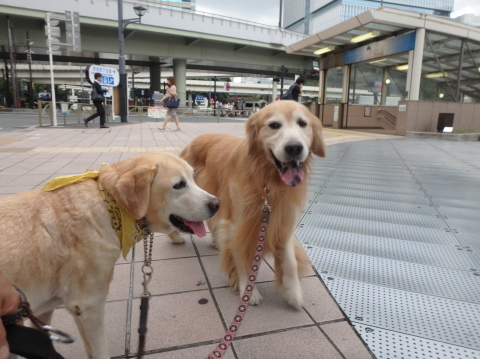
[
  {"x1": 209, "y1": 199, "x2": 220, "y2": 214},
  {"x1": 284, "y1": 143, "x2": 304, "y2": 157}
]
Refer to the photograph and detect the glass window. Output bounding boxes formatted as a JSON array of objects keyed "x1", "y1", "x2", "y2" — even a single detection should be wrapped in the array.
[
  {"x1": 348, "y1": 63, "x2": 382, "y2": 105},
  {"x1": 325, "y1": 67, "x2": 344, "y2": 104}
]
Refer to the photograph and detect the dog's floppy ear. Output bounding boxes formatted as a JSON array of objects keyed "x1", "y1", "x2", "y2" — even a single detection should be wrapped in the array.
[
  {"x1": 246, "y1": 111, "x2": 261, "y2": 154},
  {"x1": 100, "y1": 161, "x2": 157, "y2": 219},
  {"x1": 310, "y1": 114, "x2": 327, "y2": 158}
]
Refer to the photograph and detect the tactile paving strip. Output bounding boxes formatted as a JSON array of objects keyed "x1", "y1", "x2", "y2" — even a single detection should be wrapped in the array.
[
  {"x1": 322, "y1": 277, "x2": 480, "y2": 350},
  {"x1": 299, "y1": 212, "x2": 457, "y2": 245},
  {"x1": 305, "y1": 246, "x2": 479, "y2": 303},
  {"x1": 353, "y1": 324, "x2": 480, "y2": 359},
  {"x1": 297, "y1": 227, "x2": 477, "y2": 271},
  {"x1": 297, "y1": 138, "x2": 480, "y2": 358}
]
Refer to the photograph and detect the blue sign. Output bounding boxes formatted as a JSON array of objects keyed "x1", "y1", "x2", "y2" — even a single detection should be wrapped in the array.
[
  {"x1": 344, "y1": 31, "x2": 416, "y2": 65},
  {"x1": 195, "y1": 95, "x2": 206, "y2": 103},
  {"x1": 99, "y1": 76, "x2": 115, "y2": 86},
  {"x1": 87, "y1": 65, "x2": 120, "y2": 87}
]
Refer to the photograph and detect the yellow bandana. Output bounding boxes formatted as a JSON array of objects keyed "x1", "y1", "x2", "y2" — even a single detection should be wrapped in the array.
[{"x1": 42, "y1": 170, "x2": 143, "y2": 259}]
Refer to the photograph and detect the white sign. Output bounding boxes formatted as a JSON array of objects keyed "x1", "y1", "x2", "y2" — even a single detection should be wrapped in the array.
[
  {"x1": 398, "y1": 104, "x2": 407, "y2": 112},
  {"x1": 333, "y1": 105, "x2": 339, "y2": 122},
  {"x1": 87, "y1": 65, "x2": 120, "y2": 87}
]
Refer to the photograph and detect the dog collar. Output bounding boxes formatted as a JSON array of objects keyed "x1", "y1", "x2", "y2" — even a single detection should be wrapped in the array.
[{"x1": 97, "y1": 181, "x2": 143, "y2": 259}]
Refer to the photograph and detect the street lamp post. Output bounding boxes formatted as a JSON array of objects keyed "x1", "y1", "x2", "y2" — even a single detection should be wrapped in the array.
[
  {"x1": 117, "y1": 1, "x2": 146, "y2": 122},
  {"x1": 25, "y1": 31, "x2": 34, "y2": 109}
]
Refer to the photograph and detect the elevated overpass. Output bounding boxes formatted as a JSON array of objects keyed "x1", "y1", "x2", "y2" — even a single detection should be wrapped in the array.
[{"x1": 1, "y1": 0, "x2": 314, "y2": 107}]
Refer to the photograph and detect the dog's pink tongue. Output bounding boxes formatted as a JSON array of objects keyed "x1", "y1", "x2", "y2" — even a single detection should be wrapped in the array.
[
  {"x1": 280, "y1": 162, "x2": 304, "y2": 187},
  {"x1": 182, "y1": 219, "x2": 207, "y2": 237}
]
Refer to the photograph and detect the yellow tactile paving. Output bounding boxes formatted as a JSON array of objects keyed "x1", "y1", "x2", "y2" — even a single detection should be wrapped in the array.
[
  {"x1": 28, "y1": 147, "x2": 183, "y2": 153},
  {"x1": 323, "y1": 128, "x2": 393, "y2": 137}
]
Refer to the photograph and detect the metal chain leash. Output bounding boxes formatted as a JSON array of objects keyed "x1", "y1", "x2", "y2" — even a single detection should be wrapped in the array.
[
  {"x1": 207, "y1": 190, "x2": 271, "y2": 358},
  {"x1": 137, "y1": 219, "x2": 154, "y2": 359}
]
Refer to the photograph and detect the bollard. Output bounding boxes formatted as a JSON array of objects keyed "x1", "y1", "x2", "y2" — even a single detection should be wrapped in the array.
[{"x1": 38, "y1": 102, "x2": 43, "y2": 127}]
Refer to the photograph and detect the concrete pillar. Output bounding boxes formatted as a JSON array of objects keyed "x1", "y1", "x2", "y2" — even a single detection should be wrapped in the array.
[
  {"x1": 405, "y1": 50, "x2": 414, "y2": 100},
  {"x1": 381, "y1": 68, "x2": 388, "y2": 105},
  {"x1": 341, "y1": 65, "x2": 350, "y2": 104},
  {"x1": 318, "y1": 70, "x2": 326, "y2": 104},
  {"x1": 272, "y1": 78, "x2": 279, "y2": 101},
  {"x1": 409, "y1": 28, "x2": 425, "y2": 101},
  {"x1": 187, "y1": 91, "x2": 193, "y2": 107},
  {"x1": 173, "y1": 58, "x2": 186, "y2": 108},
  {"x1": 149, "y1": 57, "x2": 161, "y2": 92}
]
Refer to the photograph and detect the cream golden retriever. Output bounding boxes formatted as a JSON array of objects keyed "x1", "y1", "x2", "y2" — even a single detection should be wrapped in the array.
[
  {"x1": 0, "y1": 152, "x2": 219, "y2": 359},
  {"x1": 169, "y1": 100, "x2": 326, "y2": 308}
]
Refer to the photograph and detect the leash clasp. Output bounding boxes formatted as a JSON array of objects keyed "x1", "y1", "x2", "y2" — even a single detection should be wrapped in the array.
[{"x1": 42, "y1": 325, "x2": 75, "y2": 344}]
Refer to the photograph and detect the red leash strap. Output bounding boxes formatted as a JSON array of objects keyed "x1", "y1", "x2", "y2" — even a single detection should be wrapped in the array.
[{"x1": 207, "y1": 198, "x2": 271, "y2": 359}]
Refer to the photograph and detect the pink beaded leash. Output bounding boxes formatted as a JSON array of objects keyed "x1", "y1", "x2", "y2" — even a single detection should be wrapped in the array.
[{"x1": 207, "y1": 191, "x2": 271, "y2": 359}]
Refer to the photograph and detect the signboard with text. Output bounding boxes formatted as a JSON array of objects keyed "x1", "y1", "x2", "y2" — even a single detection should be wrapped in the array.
[{"x1": 86, "y1": 65, "x2": 120, "y2": 87}]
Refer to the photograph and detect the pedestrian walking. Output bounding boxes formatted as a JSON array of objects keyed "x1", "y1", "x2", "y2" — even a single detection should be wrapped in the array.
[
  {"x1": 84, "y1": 73, "x2": 109, "y2": 129},
  {"x1": 281, "y1": 77, "x2": 304, "y2": 102},
  {"x1": 159, "y1": 77, "x2": 181, "y2": 131}
]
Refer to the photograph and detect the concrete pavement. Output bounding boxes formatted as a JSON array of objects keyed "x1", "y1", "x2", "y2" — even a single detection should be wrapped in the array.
[{"x1": 0, "y1": 113, "x2": 396, "y2": 358}]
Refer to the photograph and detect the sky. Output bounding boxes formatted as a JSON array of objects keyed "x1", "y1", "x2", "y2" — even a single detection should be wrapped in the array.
[{"x1": 196, "y1": 0, "x2": 480, "y2": 26}]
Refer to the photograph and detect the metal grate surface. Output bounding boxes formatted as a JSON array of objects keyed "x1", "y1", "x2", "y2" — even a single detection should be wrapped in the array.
[
  {"x1": 305, "y1": 246, "x2": 479, "y2": 303},
  {"x1": 353, "y1": 324, "x2": 480, "y2": 359},
  {"x1": 323, "y1": 277, "x2": 480, "y2": 350},
  {"x1": 298, "y1": 227, "x2": 477, "y2": 271},
  {"x1": 297, "y1": 138, "x2": 480, "y2": 358}
]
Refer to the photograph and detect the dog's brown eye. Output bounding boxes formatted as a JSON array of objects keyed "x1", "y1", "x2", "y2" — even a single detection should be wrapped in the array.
[
  {"x1": 269, "y1": 122, "x2": 281, "y2": 130},
  {"x1": 173, "y1": 180, "x2": 186, "y2": 190},
  {"x1": 298, "y1": 119, "x2": 307, "y2": 128}
]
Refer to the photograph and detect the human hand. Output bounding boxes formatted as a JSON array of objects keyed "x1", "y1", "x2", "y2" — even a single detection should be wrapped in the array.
[{"x1": 0, "y1": 272, "x2": 21, "y2": 359}]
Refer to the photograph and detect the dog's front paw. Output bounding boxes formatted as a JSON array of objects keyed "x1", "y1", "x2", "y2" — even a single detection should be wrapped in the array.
[
  {"x1": 283, "y1": 287, "x2": 304, "y2": 309},
  {"x1": 244, "y1": 288, "x2": 263, "y2": 306},
  {"x1": 168, "y1": 231, "x2": 185, "y2": 244}
]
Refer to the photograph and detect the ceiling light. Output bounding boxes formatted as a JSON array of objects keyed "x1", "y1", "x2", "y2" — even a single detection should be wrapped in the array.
[
  {"x1": 370, "y1": 58, "x2": 388, "y2": 64},
  {"x1": 350, "y1": 31, "x2": 380, "y2": 43},
  {"x1": 314, "y1": 46, "x2": 335, "y2": 55},
  {"x1": 426, "y1": 72, "x2": 447, "y2": 78},
  {"x1": 396, "y1": 64, "x2": 409, "y2": 71},
  {"x1": 385, "y1": 79, "x2": 391, "y2": 84}
]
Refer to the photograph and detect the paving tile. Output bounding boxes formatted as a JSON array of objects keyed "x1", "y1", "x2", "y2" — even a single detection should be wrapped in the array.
[
  {"x1": 129, "y1": 291, "x2": 225, "y2": 353},
  {"x1": 192, "y1": 234, "x2": 219, "y2": 256},
  {"x1": 134, "y1": 233, "x2": 196, "y2": 262},
  {"x1": 143, "y1": 344, "x2": 235, "y2": 359},
  {"x1": 201, "y1": 255, "x2": 275, "y2": 288},
  {"x1": 133, "y1": 257, "x2": 208, "y2": 296},
  {"x1": 233, "y1": 326, "x2": 342, "y2": 359},
  {"x1": 213, "y1": 282, "x2": 314, "y2": 336},
  {"x1": 108, "y1": 263, "x2": 131, "y2": 301},
  {"x1": 301, "y1": 276, "x2": 345, "y2": 323},
  {"x1": 52, "y1": 300, "x2": 127, "y2": 358},
  {"x1": 321, "y1": 321, "x2": 373, "y2": 359},
  {"x1": 0, "y1": 186, "x2": 35, "y2": 194}
]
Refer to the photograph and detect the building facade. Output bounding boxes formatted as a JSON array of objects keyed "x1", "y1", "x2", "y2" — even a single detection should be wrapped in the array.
[{"x1": 284, "y1": 0, "x2": 454, "y2": 35}]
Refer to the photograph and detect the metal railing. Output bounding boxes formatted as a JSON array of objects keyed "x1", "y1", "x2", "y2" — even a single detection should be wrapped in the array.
[
  {"x1": 37, "y1": 102, "x2": 113, "y2": 126},
  {"x1": 378, "y1": 108, "x2": 397, "y2": 126}
]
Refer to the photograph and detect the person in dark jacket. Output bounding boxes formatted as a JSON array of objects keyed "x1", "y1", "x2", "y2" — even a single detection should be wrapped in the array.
[
  {"x1": 290, "y1": 77, "x2": 304, "y2": 102},
  {"x1": 84, "y1": 73, "x2": 109, "y2": 128}
]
